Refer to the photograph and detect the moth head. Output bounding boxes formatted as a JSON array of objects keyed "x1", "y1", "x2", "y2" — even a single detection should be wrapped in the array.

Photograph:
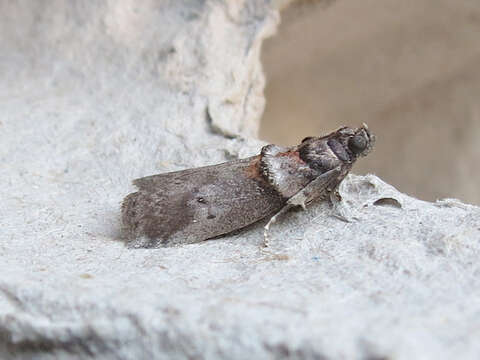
[{"x1": 348, "y1": 124, "x2": 375, "y2": 157}]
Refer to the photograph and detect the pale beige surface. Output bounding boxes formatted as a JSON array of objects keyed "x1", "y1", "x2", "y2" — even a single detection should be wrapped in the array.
[{"x1": 261, "y1": 0, "x2": 480, "y2": 203}]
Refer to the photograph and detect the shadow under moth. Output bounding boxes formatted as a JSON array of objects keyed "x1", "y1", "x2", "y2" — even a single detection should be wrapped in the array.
[{"x1": 122, "y1": 125, "x2": 375, "y2": 248}]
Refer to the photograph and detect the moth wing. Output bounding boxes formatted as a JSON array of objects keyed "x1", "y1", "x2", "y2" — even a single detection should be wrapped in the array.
[
  {"x1": 122, "y1": 156, "x2": 285, "y2": 248},
  {"x1": 132, "y1": 160, "x2": 237, "y2": 192}
]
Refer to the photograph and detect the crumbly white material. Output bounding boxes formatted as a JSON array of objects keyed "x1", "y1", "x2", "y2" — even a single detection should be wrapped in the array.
[{"x1": 1, "y1": 2, "x2": 480, "y2": 359}]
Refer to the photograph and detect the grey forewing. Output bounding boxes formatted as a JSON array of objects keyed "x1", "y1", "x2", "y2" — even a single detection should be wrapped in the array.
[
  {"x1": 122, "y1": 156, "x2": 286, "y2": 247},
  {"x1": 133, "y1": 157, "x2": 254, "y2": 191}
]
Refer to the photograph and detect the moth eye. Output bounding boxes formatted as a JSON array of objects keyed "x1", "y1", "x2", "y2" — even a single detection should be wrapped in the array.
[
  {"x1": 348, "y1": 135, "x2": 367, "y2": 154},
  {"x1": 301, "y1": 136, "x2": 313, "y2": 143}
]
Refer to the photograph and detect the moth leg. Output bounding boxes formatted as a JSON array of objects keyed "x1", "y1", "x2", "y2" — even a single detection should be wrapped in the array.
[
  {"x1": 330, "y1": 188, "x2": 342, "y2": 203},
  {"x1": 263, "y1": 204, "x2": 294, "y2": 247},
  {"x1": 328, "y1": 183, "x2": 361, "y2": 223},
  {"x1": 328, "y1": 186, "x2": 349, "y2": 222},
  {"x1": 263, "y1": 167, "x2": 342, "y2": 247}
]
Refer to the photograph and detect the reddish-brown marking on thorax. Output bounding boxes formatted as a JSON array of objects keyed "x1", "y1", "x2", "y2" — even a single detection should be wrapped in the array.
[
  {"x1": 278, "y1": 150, "x2": 305, "y2": 164},
  {"x1": 244, "y1": 155, "x2": 262, "y2": 179}
]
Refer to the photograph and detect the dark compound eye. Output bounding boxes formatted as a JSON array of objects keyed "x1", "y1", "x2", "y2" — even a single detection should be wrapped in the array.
[{"x1": 348, "y1": 134, "x2": 367, "y2": 154}]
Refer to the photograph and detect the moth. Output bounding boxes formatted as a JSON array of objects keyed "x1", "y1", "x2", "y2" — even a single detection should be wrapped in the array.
[{"x1": 122, "y1": 125, "x2": 375, "y2": 248}]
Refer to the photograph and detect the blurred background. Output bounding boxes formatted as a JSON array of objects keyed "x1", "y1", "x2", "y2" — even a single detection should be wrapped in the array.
[{"x1": 261, "y1": 0, "x2": 480, "y2": 204}]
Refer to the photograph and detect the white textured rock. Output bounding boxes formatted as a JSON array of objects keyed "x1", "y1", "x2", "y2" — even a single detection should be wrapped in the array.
[{"x1": 1, "y1": 1, "x2": 480, "y2": 359}]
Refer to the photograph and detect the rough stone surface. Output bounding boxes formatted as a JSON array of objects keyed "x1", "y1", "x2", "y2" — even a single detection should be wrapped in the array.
[{"x1": 1, "y1": 1, "x2": 480, "y2": 359}]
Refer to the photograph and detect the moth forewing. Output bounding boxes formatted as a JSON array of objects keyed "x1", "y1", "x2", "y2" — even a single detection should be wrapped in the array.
[{"x1": 122, "y1": 156, "x2": 286, "y2": 248}]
